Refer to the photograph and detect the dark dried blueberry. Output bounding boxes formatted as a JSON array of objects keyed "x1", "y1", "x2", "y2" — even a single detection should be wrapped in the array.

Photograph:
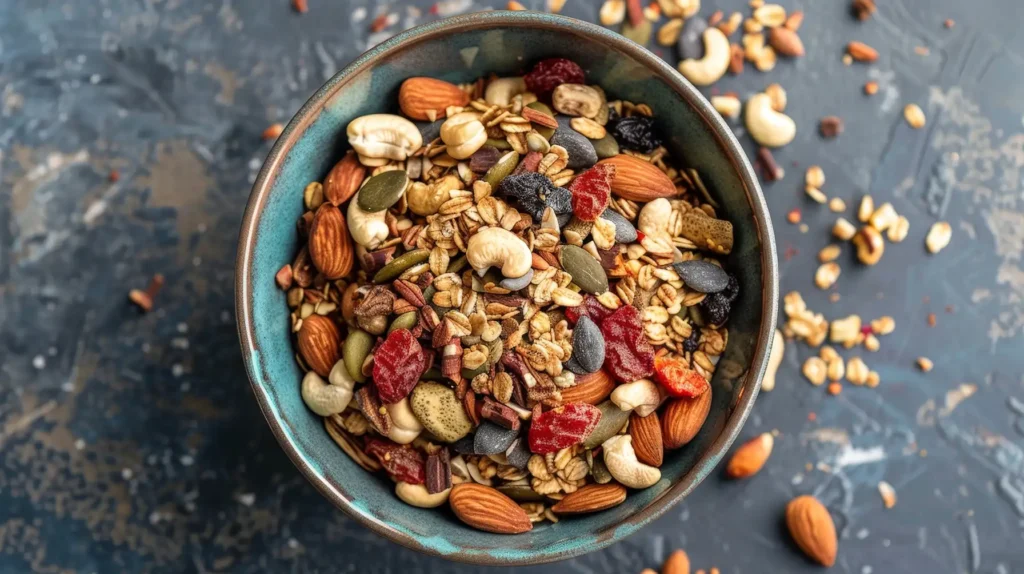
[
  {"x1": 699, "y1": 287, "x2": 735, "y2": 326},
  {"x1": 609, "y1": 115, "x2": 662, "y2": 153},
  {"x1": 722, "y1": 274, "x2": 739, "y2": 303},
  {"x1": 496, "y1": 172, "x2": 571, "y2": 220},
  {"x1": 682, "y1": 324, "x2": 700, "y2": 353}
]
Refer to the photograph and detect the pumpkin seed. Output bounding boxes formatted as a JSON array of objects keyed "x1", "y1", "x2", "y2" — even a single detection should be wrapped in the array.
[
  {"x1": 583, "y1": 401, "x2": 630, "y2": 448},
  {"x1": 483, "y1": 151, "x2": 520, "y2": 187},
  {"x1": 485, "y1": 137, "x2": 512, "y2": 150},
  {"x1": 388, "y1": 311, "x2": 419, "y2": 333},
  {"x1": 559, "y1": 244, "x2": 609, "y2": 294},
  {"x1": 357, "y1": 170, "x2": 409, "y2": 212},
  {"x1": 343, "y1": 330, "x2": 373, "y2": 383},
  {"x1": 592, "y1": 134, "x2": 620, "y2": 158},
  {"x1": 447, "y1": 254, "x2": 469, "y2": 274},
  {"x1": 373, "y1": 249, "x2": 430, "y2": 283}
]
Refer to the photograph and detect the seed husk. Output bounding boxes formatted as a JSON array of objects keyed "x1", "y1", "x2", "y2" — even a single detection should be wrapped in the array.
[{"x1": 374, "y1": 249, "x2": 430, "y2": 283}]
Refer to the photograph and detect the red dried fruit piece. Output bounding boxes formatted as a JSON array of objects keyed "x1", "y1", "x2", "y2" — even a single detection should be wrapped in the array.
[
  {"x1": 565, "y1": 294, "x2": 616, "y2": 326},
  {"x1": 365, "y1": 437, "x2": 426, "y2": 484},
  {"x1": 601, "y1": 306, "x2": 655, "y2": 383},
  {"x1": 654, "y1": 355, "x2": 710, "y2": 398},
  {"x1": 569, "y1": 164, "x2": 615, "y2": 222},
  {"x1": 373, "y1": 329, "x2": 426, "y2": 404},
  {"x1": 524, "y1": 58, "x2": 586, "y2": 96},
  {"x1": 528, "y1": 403, "x2": 602, "y2": 454},
  {"x1": 512, "y1": 151, "x2": 544, "y2": 175}
]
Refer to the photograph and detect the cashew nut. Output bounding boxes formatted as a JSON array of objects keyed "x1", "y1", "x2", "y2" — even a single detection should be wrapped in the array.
[
  {"x1": 301, "y1": 369, "x2": 352, "y2": 416},
  {"x1": 440, "y1": 112, "x2": 487, "y2": 160},
  {"x1": 677, "y1": 27, "x2": 731, "y2": 87},
  {"x1": 408, "y1": 175, "x2": 460, "y2": 216},
  {"x1": 484, "y1": 77, "x2": 527, "y2": 106},
  {"x1": 744, "y1": 93, "x2": 796, "y2": 148},
  {"x1": 395, "y1": 482, "x2": 451, "y2": 508},
  {"x1": 346, "y1": 197, "x2": 388, "y2": 249},
  {"x1": 347, "y1": 114, "x2": 423, "y2": 162},
  {"x1": 761, "y1": 329, "x2": 784, "y2": 392},
  {"x1": 385, "y1": 398, "x2": 423, "y2": 444},
  {"x1": 637, "y1": 198, "x2": 673, "y2": 238},
  {"x1": 602, "y1": 435, "x2": 662, "y2": 489},
  {"x1": 609, "y1": 379, "x2": 666, "y2": 417},
  {"x1": 551, "y1": 84, "x2": 603, "y2": 118},
  {"x1": 465, "y1": 227, "x2": 533, "y2": 279}
]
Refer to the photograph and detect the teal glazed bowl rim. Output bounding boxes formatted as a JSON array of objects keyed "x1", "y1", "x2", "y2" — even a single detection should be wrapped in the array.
[{"x1": 236, "y1": 10, "x2": 779, "y2": 566}]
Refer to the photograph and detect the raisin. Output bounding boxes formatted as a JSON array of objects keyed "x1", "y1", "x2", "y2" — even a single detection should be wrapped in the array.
[
  {"x1": 372, "y1": 329, "x2": 426, "y2": 404},
  {"x1": 609, "y1": 115, "x2": 662, "y2": 153},
  {"x1": 365, "y1": 437, "x2": 427, "y2": 484},
  {"x1": 699, "y1": 274, "x2": 738, "y2": 326},
  {"x1": 569, "y1": 163, "x2": 615, "y2": 222},
  {"x1": 524, "y1": 58, "x2": 586, "y2": 96},
  {"x1": 497, "y1": 172, "x2": 571, "y2": 220},
  {"x1": 682, "y1": 325, "x2": 700, "y2": 353},
  {"x1": 528, "y1": 403, "x2": 602, "y2": 454}
]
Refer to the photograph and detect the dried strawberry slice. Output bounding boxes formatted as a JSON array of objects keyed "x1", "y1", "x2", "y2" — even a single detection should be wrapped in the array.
[
  {"x1": 601, "y1": 306, "x2": 655, "y2": 383},
  {"x1": 365, "y1": 437, "x2": 426, "y2": 484},
  {"x1": 654, "y1": 356, "x2": 710, "y2": 398},
  {"x1": 565, "y1": 294, "x2": 615, "y2": 326},
  {"x1": 524, "y1": 58, "x2": 586, "y2": 96},
  {"x1": 569, "y1": 164, "x2": 615, "y2": 222},
  {"x1": 373, "y1": 329, "x2": 426, "y2": 404},
  {"x1": 528, "y1": 403, "x2": 602, "y2": 454}
]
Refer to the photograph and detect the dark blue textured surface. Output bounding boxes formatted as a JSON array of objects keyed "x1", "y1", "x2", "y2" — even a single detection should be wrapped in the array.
[{"x1": 1, "y1": 1, "x2": 1023, "y2": 573}]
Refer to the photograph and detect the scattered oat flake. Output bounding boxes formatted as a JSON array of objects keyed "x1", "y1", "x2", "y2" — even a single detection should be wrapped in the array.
[
  {"x1": 864, "y1": 81, "x2": 878, "y2": 95},
  {"x1": 917, "y1": 357, "x2": 934, "y2": 372},
  {"x1": 927, "y1": 313, "x2": 937, "y2": 327},
  {"x1": 262, "y1": 123, "x2": 284, "y2": 140},
  {"x1": 904, "y1": 104, "x2": 926, "y2": 129},
  {"x1": 878, "y1": 481, "x2": 897, "y2": 508}
]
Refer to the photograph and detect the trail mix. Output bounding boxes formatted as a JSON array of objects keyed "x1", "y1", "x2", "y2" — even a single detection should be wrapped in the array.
[{"x1": 276, "y1": 57, "x2": 737, "y2": 533}]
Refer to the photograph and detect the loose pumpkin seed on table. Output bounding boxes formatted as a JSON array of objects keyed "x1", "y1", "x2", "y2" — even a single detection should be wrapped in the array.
[{"x1": 274, "y1": 58, "x2": 738, "y2": 533}]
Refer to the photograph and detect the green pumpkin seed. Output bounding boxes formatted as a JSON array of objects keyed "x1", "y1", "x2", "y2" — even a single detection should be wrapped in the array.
[
  {"x1": 357, "y1": 170, "x2": 409, "y2": 212},
  {"x1": 592, "y1": 134, "x2": 620, "y2": 158},
  {"x1": 483, "y1": 151, "x2": 520, "y2": 187},
  {"x1": 461, "y1": 365, "x2": 489, "y2": 379},
  {"x1": 527, "y1": 132, "x2": 550, "y2": 153},
  {"x1": 497, "y1": 484, "x2": 547, "y2": 502},
  {"x1": 388, "y1": 311, "x2": 419, "y2": 333},
  {"x1": 446, "y1": 254, "x2": 468, "y2": 274},
  {"x1": 373, "y1": 249, "x2": 430, "y2": 283},
  {"x1": 486, "y1": 338, "x2": 504, "y2": 364},
  {"x1": 485, "y1": 138, "x2": 512, "y2": 150},
  {"x1": 421, "y1": 366, "x2": 444, "y2": 381},
  {"x1": 343, "y1": 330, "x2": 373, "y2": 383},
  {"x1": 583, "y1": 401, "x2": 630, "y2": 449},
  {"x1": 590, "y1": 458, "x2": 613, "y2": 484},
  {"x1": 559, "y1": 245, "x2": 609, "y2": 294}
]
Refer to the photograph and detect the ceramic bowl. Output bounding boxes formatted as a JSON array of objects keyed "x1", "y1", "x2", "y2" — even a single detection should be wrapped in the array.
[{"x1": 236, "y1": 10, "x2": 778, "y2": 566}]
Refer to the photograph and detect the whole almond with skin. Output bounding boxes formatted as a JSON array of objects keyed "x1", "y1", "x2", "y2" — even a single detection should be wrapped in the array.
[
  {"x1": 559, "y1": 370, "x2": 616, "y2": 404},
  {"x1": 725, "y1": 432, "x2": 774, "y2": 478},
  {"x1": 398, "y1": 77, "x2": 470, "y2": 121},
  {"x1": 847, "y1": 41, "x2": 879, "y2": 62},
  {"x1": 629, "y1": 411, "x2": 664, "y2": 467},
  {"x1": 662, "y1": 549, "x2": 690, "y2": 574},
  {"x1": 786, "y1": 495, "x2": 838, "y2": 567},
  {"x1": 308, "y1": 203, "x2": 354, "y2": 279},
  {"x1": 768, "y1": 27, "x2": 805, "y2": 57},
  {"x1": 662, "y1": 387, "x2": 712, "y2": 449},
  {"x1": 449, "y1": 483, "x2": 533, "y2": 534},
  {"x1": 323, "y1": 151, "x2": 366, "y2": 206},
  {"x1": 550, "y1": 483, "x2": 627, "y2": 515},
  {"x1": 297, "y1": 314, "x2": 341, "y2": 377},
  {"x1": 597, "y1": 155, "x2": 677, "y2": 202}
]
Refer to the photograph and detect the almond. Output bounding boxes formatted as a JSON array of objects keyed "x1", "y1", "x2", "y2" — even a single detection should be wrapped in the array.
[
  {"x1": 597, "y1": 155, "x2": 677, "y2": 202},
  {"x1": 662, "y1": 549, "x2": 691, "y2": 574},
  {"x1": 629, "y1": 411, "x2": 664, "y2": 467},
  {"x1": 398, "y1": 77, "x2": 470, "y2": 121},
  {"x1": 308, "y1": 203, "x2": 354, "y2": 279},
  {"x1": 521, "y1": 106, "x2": 559, "y2": 129},
  {"x1": 559, "y1": 370, "x2": 616, "y2": 404},
  {"x1": 323, "y1": 151, "x2": 366, "y2": 206},
  {"x1": 725, "y1": 432, "x2": 774, "y2": 478},
  {"x1": 768, "y1": 27, "x2": 804, "y2": 57},
  {"x1": 786, "y1": 495, "x2": 838, "y2": 567},
  {"x1": 662, "y1": 387, "x2": 712, "y2": 449},
  {"x1": 449, "y1": 483, "x2": 533, "y2": 534},
  {"x1": 847, "y1": 41, "x2": 879, "y2": 62},
  {"x1": 297, "y1": 315, "x2": 341, "y2": 377},
  {"x1": 550, "y1": 483, "x2": 627, "y2": 515}
]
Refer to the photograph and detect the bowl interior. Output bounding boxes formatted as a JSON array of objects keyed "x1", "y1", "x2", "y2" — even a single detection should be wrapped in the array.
[{"x1": 238, "y1": 12, "x2": 775, "y2": 565}]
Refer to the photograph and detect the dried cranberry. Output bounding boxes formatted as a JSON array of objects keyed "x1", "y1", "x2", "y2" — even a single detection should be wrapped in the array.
[
  {"x1": 365, "y1": 437, "x2": 426, "y2": 484},
  {"x1": 564, "y1": 294, "x2": 615, "y2": 326},
  {"x1": 372, "y1": 329, "x2": 426, "y2": 404},
  {"x1": 654, "y1": 356, "x2": 710, "y2": 398},
  {"x1": 609, "y1": 115, "x2": 662, "y2": 153},
  {"x1": 528, "y1": 403, "x2": 602, "y2": 454},
  {"x1": 569, "y1": 163, "x2": 615, "y2": 222},
  {"x1": 601, "y1": 306, "x2": 655, "y2": 383},
  {"x1": 524, "y1": 58, "x2": 586, "y2": 96}
]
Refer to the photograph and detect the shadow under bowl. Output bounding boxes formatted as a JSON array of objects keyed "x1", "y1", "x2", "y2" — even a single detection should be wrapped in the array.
[{"x1": 236, "y1": 10, "x2": 778, "y2": 566}]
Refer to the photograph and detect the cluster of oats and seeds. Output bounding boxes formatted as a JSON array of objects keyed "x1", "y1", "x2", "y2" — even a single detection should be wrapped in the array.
[{"x1": 275, "y1": 57, "x2": 738, "y2": 532}]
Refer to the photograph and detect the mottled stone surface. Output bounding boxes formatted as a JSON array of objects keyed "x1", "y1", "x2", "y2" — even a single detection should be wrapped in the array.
[{"x1": 0, "y1": 1, "x2": 1023, "y2": 573}]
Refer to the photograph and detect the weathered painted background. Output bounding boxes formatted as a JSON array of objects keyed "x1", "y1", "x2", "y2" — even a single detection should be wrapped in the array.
[{"x1": 1, "y1": 0, "x2": 1022, "y2": 572}]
